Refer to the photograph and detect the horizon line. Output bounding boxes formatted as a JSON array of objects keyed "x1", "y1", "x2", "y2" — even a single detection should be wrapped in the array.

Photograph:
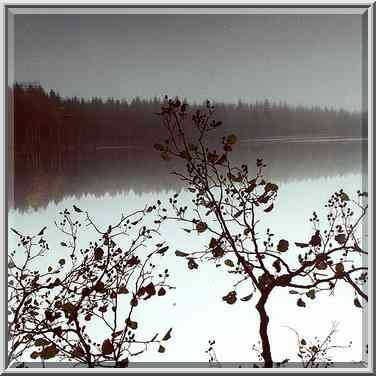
[{"x1": 9, "y1": 81, "x2": 362, "y2": 114}]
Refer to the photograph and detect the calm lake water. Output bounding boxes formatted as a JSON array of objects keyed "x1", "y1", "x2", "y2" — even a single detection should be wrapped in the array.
[{"x1": 8, "y1": 139, "x2": 368, "y2": 365}]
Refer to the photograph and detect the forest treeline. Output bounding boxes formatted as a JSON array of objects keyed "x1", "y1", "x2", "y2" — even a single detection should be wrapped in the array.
[{"x1": 10, "y1": 83, "x2": 364, "y2": 155}]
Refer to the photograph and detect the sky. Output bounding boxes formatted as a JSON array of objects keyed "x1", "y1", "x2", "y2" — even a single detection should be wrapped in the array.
[{"x1": 12, "y1": 12, "x2": 364, "y2": 110}]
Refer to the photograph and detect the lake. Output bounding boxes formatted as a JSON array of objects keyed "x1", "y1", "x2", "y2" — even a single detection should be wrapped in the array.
[{"x1": 8, "y1": 138, "x2": 368, "y2": 366}]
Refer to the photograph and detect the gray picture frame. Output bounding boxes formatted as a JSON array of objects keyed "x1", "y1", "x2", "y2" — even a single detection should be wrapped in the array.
[{"x1": 1, "y1": 2, "x2": 374, "y2": 374}]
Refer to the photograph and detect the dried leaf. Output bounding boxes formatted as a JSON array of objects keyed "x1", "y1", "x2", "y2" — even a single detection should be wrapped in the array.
[
  {"x1": 58, "y1": 258, "x2": 65, "y2": 266},
  {"x1": 297, "y1": 298, "x2": 306, "y2": 307},
  {"x1": 157, "y1": 246, "x2": 169, "y2": 255},
  {"x1": 340, "y1": 192, "x2": 350, "y2": 202},
  {"x1": 188, "y1": 258, "x2": 198, "y2": 270},
  {"x1": 37, "y1": 226, "x2": 47, "y2": 236},
  {"x1": 295, "y1": 242, "x2": 309, "y2": 248},
  {"x1": 209, "y1": 238, "x2": 218, "y2": 248},
  {"x1": 158, "y1": 287, "x2": 166, "y2": 296},
  {"x1": 335, "y1": 263, "x2": 345, "y2": 274},
  {"x1": 30, "y1": 351, "x2": 40, "y2": 359},
  {"x1": 34, "y1": 338, "x2": 50, "y2": 347},
  {"x1": 335, "y1": 234, "x2": 347, "y2": 245},
  {"x1": 175, "y1": 250, "x2": 189, "y2": 257},
  {"x1": 73, "y1": 205, "x2": 83, "y2": 213},
  {"x1": 240, "y1": 294, "x2": 253, "y2": 302},
  {"x1": 309, "y1": 231, "x2": 321, "y2": 247},
  {"x1": 272, "y1": 259, "x2": 281, "y2": 273},
  {"x1": 125, "y1": 319, "x2": 138, "y2": 330},
  {"x1": 354, "y1": 297, "x2": 362, "y2": 308},
  {"x1": 277, "y1": 239, "x2": 289, "y2": 252},
  {"x1": 224, "y1": 259, "x2": 234, "y2": 267},
  {"x1": 222, "y1": 291, "x2": 237, "y2": 305},
  {"x1": 162, "y1": 328, "x2": 172, "y2": 341},
  {"x1": 227, "y1": 134, "x2": 237, "y2": 145},
  {"x1": 264, "y1": 182, "x2": 279, "y2": 193},
  {"x1": 196, "y1": 222, "x2": 208, "y2": 233},
  {"x1": 306, "y1": 289, "x2": 316, "y2": 299},
  {"x1": 101, "y1": 339, "x2": 114, "y2": 355},
  {"x1": 40, "y1": 344, "x2": 58, "y2": 359},
  {"x1": 264, "y1": 203, "x2": 274, "y2": 213}
]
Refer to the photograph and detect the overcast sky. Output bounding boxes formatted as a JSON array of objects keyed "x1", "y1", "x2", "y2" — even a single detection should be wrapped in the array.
[{"x1": 13, "y1": 13, "x2": 364, "y2": 110}]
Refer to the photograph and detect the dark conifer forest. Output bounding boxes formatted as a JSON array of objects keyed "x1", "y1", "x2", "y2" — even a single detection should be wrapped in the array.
[{"x1": 11, "y1": 83, "x2": 363, "y2": 155}]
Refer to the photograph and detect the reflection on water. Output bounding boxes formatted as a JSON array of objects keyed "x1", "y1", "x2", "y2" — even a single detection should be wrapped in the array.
[
  {"x1": 9, "y1": 139, "x2": 366, "y2": 212},
  {"x1": 8, "y1": 173, "x2": 366, "y2": 364},
  {"x1": 8, "y1": 132, "x2": 368, "y2": 364}
]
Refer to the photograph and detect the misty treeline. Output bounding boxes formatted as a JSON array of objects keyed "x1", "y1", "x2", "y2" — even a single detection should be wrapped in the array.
[{"x1": 11, "y1": 83, "x2": 362, "y2": 156}]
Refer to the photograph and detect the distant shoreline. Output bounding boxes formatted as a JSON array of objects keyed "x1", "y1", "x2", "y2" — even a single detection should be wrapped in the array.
[{"x1": 241, "y1": 137, "x2": 367, "y2": 144}]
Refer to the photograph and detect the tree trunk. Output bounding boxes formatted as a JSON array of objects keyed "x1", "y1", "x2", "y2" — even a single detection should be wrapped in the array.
[{"x1": 256, "y1": 292, "x2": 273, "y2": 368}]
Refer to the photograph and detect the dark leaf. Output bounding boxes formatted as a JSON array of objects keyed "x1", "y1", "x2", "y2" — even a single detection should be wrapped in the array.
[
  {"x1": 101, "y1": 339, "x2": 114, "y2": 355},
  {"x1": 126, "y1": 255, "x2": 140, "y2": 267},
  {"x1": 144, "y1": 282, "x2": 156, "y2": 298},
  {"x1": 340, "y1": 192, "x2": 350, "y2": 202},
  {"x1": 40, "y1": 344, "x2": 58, "y2": 359},
  {"x1": 38, "y1": 226, "x2": 47, "y2": 236},
  {"x1": 158, "y1": 345, "x2": 166, "y2": 353},
  {"x1": 264, "y1": 203, "x2": 274, "y2": 213},
  {"x1": 222, "y1": 291, "x2": 237, "y2": 305},
  {"x1": 175, "y1": 250, "x2": 189, "y2": 257},
  {"x1": 58, "y1": 258, "x2": 65, "y2": 266},
  {"x1": 277, "y1": 239, "x2": 289, "y2": 252},
  {"x1": 334, "y1": 234, "x2": 347, "y2": 245},
  {"x1": 264, "y1": 182, "x2": 279, "y2": 193},
  {"x1": 224, "y1": 259, "x2": 234, "y2": 267},
  {"x1": 209, "y1": 238, "x2": 218, "y2": 248},
  {"x1": 196, "y1": 222, "x2": 208, "y2": 233},
  {"x1": 335, "y1": 263, "x2": 345, "y2": 274},
  {"x1": 295, "y1": 242, "x2": 309, "y2": 248},
  {"x1": 162, "y1": 328, "x2": 172, "y2": 341},
  {"x1": 226, "y1": 134, "x2": 237, "y2": 145},
  {"x1": 118, "y1": 286, "x2": 129, "y2": 294},
  {"x1": 35, "y1": 338, "x2": 50, "y2": 347},
  {"x1": 73, "y1": 205, "x2": 83, "y2": 213},
  {"x1": 188, "y1": 258, "x2": 198, "y2": 270},
  {"x1": 119, "y1": 358, "x2": 129, "y2": 368},
  {"x1": 306, "y1": 289, "x2": 316, "y2": 299},
  {"x1": 309, "y1": 231, "x2": 322, "y2": 247},
  {"x1": 240, "y1": 294, "x2": 253, "y2": 302},
  {"x1": 157, "y1": 246, "x2": 169, "y2": 255},
  {"x1": 158, "y1": 287, "x2": 166, "y2": 296},
  {"x1": 272, "y1": 259, "x2": 281, "y2": 273},
  {"x1": 94, "y1": 247, "x2": 104, "y2": 260},
  {"x1": 297, "y1": 298, "x2": 306, "y2": 307},
  {"x1": 234, "y1": 211, "x2": 242, "y2": 218},
  {"x1": 125, "y1": 319, "x2": 138, "y2": 330},
  {"x1": 30, "y1": 351, "x2": 40, "y2": 359},
  {"x1": 354, "y1": 297, "x2": 362, "y2": 308},
  {"x1": 212, "y1": 246, "x2": 224, "y2": 258}
]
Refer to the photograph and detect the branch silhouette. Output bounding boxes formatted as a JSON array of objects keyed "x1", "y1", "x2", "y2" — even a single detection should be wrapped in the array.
[
  {"x1": 8, "y1": 205, "x2": 174, "y2": 367},
  {"x1": 154, "y1": 97, "x2": 368, "y2": 368}
]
